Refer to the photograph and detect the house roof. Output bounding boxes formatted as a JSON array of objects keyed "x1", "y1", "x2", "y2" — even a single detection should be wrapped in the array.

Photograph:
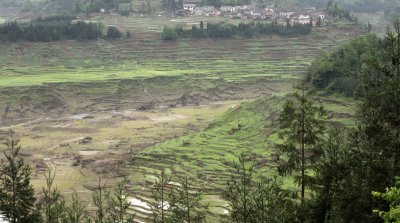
[
  {"x1": 183, "y1": 0, "x2": 201, "y2": 4},
  {"x1": 196, "y1": 6, "x2": 215, "y2": 10},
  {"x1": 299, "y1": 15, "x2": 310, "y2": 19},
  {"x1": 221, "y1": 6, "x2": 234, "y2": 9}
]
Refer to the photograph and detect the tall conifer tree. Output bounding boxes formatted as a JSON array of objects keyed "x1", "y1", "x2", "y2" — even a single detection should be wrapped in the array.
[{"x1": 0, "y1": 132, "x2": 39, "y2": 223}]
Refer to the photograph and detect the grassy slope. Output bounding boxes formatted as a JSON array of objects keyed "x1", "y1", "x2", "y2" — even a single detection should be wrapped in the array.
[
  {"x1": 125, "y1": 94, "x2": 357, "y2": 222},
  {"x1": 0, "y1": 14, "x2": 360, "y2": 87},
  {"x1": 0, "y1": 36, "x2": 327, "y2": 87}
]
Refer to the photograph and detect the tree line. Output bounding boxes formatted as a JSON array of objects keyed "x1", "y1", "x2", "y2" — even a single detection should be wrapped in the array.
[
  {"x1": 0, "y1": 16, "x2": 125, "y2": 42},
  {"x1": 326, "y1": 0, "x2": 358, "y2": 22},
  {"x1": 162, "y1": 21, "x2": 312, "y2": 40},
  {"x1": 307, "y1": 33, "x2": 383, "y2": 97},
  {"x1": 276, "y1": 19, "x2": 400, "y2": 222}
]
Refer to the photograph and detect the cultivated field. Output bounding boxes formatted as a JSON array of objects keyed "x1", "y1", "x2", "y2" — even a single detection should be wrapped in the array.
[{"x1": 0, "y1": 12, "x2": 366, "y2": 222}]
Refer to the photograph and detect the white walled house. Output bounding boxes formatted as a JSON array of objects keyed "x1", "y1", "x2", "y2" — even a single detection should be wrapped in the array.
[
  {"x1": 183, "y1": 3, "x2": 196, "y2": 12},
  {"x1": 298, "y1": 15, "x2": 311, "y2": 24}
]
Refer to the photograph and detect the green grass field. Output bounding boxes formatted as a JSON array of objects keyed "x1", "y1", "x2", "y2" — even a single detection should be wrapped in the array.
[{"x1": 0, "y1": 14, "x2": 361, "y2": 88}]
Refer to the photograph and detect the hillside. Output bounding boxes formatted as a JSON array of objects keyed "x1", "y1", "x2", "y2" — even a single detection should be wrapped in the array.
[
  {"x1": 0, "y1": 6, "x2": 388, "y2": 223},
  {"x1": 125, "y1": 94, "x2": 356, "y2": 222}
]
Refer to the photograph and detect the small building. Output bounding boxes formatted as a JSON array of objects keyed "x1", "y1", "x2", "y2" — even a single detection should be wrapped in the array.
[
  {"x1": 298, "y1": 14, "x2": 311, "y2": 24},
  {"x1": 233, "y1": 5, "x2": 244, "y2": 11},
  {"x1": 318, "y1": 13, "x2": 325, "y2": 21},
  {"x1": 183, "y1": 3, "x2": 196, "y2": 12},
  {"x1": 262, "y1": 8, "x2": 275, "y2": 19},
  {"x1": 220, "y1": 6, "x2": 235, "y2": 13},
  {"x1": 280, "y1": 10, "x2": 294, "y2": 19},
  {"x1": 264, "y1": 7, "x2": 274, "y2": 13},
  {"x1": 251, "y1": 12, "x2": 262, "y2": 19},
  {"x1": 194, "y1": 6, "x2": 216, "y2": 16}
]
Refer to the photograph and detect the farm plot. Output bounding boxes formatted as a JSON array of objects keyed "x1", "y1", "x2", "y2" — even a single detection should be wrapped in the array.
[
  {"x1": 124, "y1": 95, "x2": 357, "y2": 222},
  {"x1": 0, "y1": 13, "x2": 360, "y2": 88}
]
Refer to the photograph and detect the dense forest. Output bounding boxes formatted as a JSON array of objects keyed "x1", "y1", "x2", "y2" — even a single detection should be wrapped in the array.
[
  {"x1": 162, "y1": 21, "x2": 312, "y2": 40},
  {"x1": 307, "y1": 32, "x2": 385, "y2": 97},
  {"x1": 0, "y1": 16, "x2": 123, "y2": 42}
]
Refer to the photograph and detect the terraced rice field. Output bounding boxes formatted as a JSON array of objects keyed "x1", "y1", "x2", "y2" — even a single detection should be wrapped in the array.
[
  {"x1": 124, "y1": 95, "x2": 357, "y2": 222},
  {"x1": 0, "y1": 13, "x2": 364, "y2": 222},
  {"x1": 0, "y1": 15, "x2": 357, "y2": 87}
]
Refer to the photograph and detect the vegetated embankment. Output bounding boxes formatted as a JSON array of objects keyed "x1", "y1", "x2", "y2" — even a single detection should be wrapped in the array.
[{"x1": 0, "y1": 75, "x2": 293, "y2": 124}]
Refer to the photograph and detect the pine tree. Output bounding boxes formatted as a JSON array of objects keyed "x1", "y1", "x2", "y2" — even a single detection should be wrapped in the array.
[
  {"x1": 64, "y1": 191, "x2": 87, "y2": 223},
  {"x1": 107, "y1": 178, "x2": 134, "y2": 223},
  {"x1": 372, "y1": 177, "x2": 400, "y2": 222},
  {"x1": 225, "y1": 153, "x2": 255, "y2": 223},
  {"x1": 170, "y1": 176, "x2": 208, "y2": 223},
  {"x1": 277, "y1": 80, "x2": 326, "y2": 211},
  {"x1": 0, "y1": 131, "x2": 39, "y2": 223},
  {"x1": 252, "y1": 179, "x2": 295, "y2": 223},
  {"x1": 310, "y1": 127, "x2": 350, "y2": 223},
  {"x1": 92, "y1": 176, "x2": 110, "y2": 223},
  {"x1": 335, "y1": 18, "x2": 400, "y2": 222},
  {"x1": 41, "y1": 168, "x2": 66, "y2": 223},
  {"x1": 225, "y1": 153, "x2": 294, "y2": 223},
  {"x1": 148, "y1": 170, "x2": 173, "y2": 223}
]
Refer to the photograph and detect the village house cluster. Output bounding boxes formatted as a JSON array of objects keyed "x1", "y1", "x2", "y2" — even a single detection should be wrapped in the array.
[{"x1": 182, "y1": 1, "x2": 326, "y2": 26}]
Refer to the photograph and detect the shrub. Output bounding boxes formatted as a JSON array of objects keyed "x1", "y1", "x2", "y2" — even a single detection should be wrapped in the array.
[
  {"x1": 107, "y1": 26, "x2": 123, "y2": 39},
  {"x1": 161, "y1": 26, "x2": 178, "y2": 41}
]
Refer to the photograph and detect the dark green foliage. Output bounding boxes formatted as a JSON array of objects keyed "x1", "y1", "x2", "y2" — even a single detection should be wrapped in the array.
[
  {"x1": 372, "y1": 177, "x2": 400, "y2": 222},
  {"x1": 225, "y1": 153, "x2": 295, "y2": 223},
  {"x1": 170, "y1": 176, "x2": 208, "y2": 223},
  {"x1": 252, "y1": 180, "x2": 296, "y2": 223},
  {"x1": 107, "y1": 26, "x2": 123, "y2": 39},
  {"x1": 0, "y1": 18, "x2": 103, "y2": 42},
  {"x1": 0, "y1": 132, "x2": 39, "y2": 223},
  {"x1": 35, "y1": 16, "x2": 76, "y2": 22},
  {"x1": 161, "y1": 26, "x2": 178, "y2": 41},
  {"x1": 161, "y1": 0, "x2": 176, "y2": 12},
  {"x1": 64, "y1": 191, "x2": 87, "y2": 223},
  {"x1": 148, "y1": 170, "x2": 174, "y2": 223},
  {"x1": 107, "y1": 179, "x2": 134, "y2": 223},
  {"x1": 278, "y1": 81, "x2": 326, "y2": 207},
  {"x1": 40, "y1": 169, "x2": 66, "y2": 223},
  {"x1": 326, "y1": 0, "x2": 357, "y2": 22},
  {"x1": 308, "y1": 34, "x2": 383, "y2": 96},
  {"x1": 225, "y1": 153, "x2": 255, "y2": 223},
  {"x1": 148, "y1": 170, "x2": 209, "y2": 223},
  {"x1": 119, "y1": 9, "x2": 131, "y2": 16},
  {"x1": 92, "y1": 176, "x2": 110, "y2": 223},
  {"x1": 165, "y1": 21, "x2": 312, "y2": 40},
  {"x1": 307, "y1": 19, "x2": 400, "y2": 223},
  {"x1": 341, "y1": 19, "x2": 400, "y2": 222},
  {"x1": 308, "y1": 128, "x2": 351, "y2": 222}
]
